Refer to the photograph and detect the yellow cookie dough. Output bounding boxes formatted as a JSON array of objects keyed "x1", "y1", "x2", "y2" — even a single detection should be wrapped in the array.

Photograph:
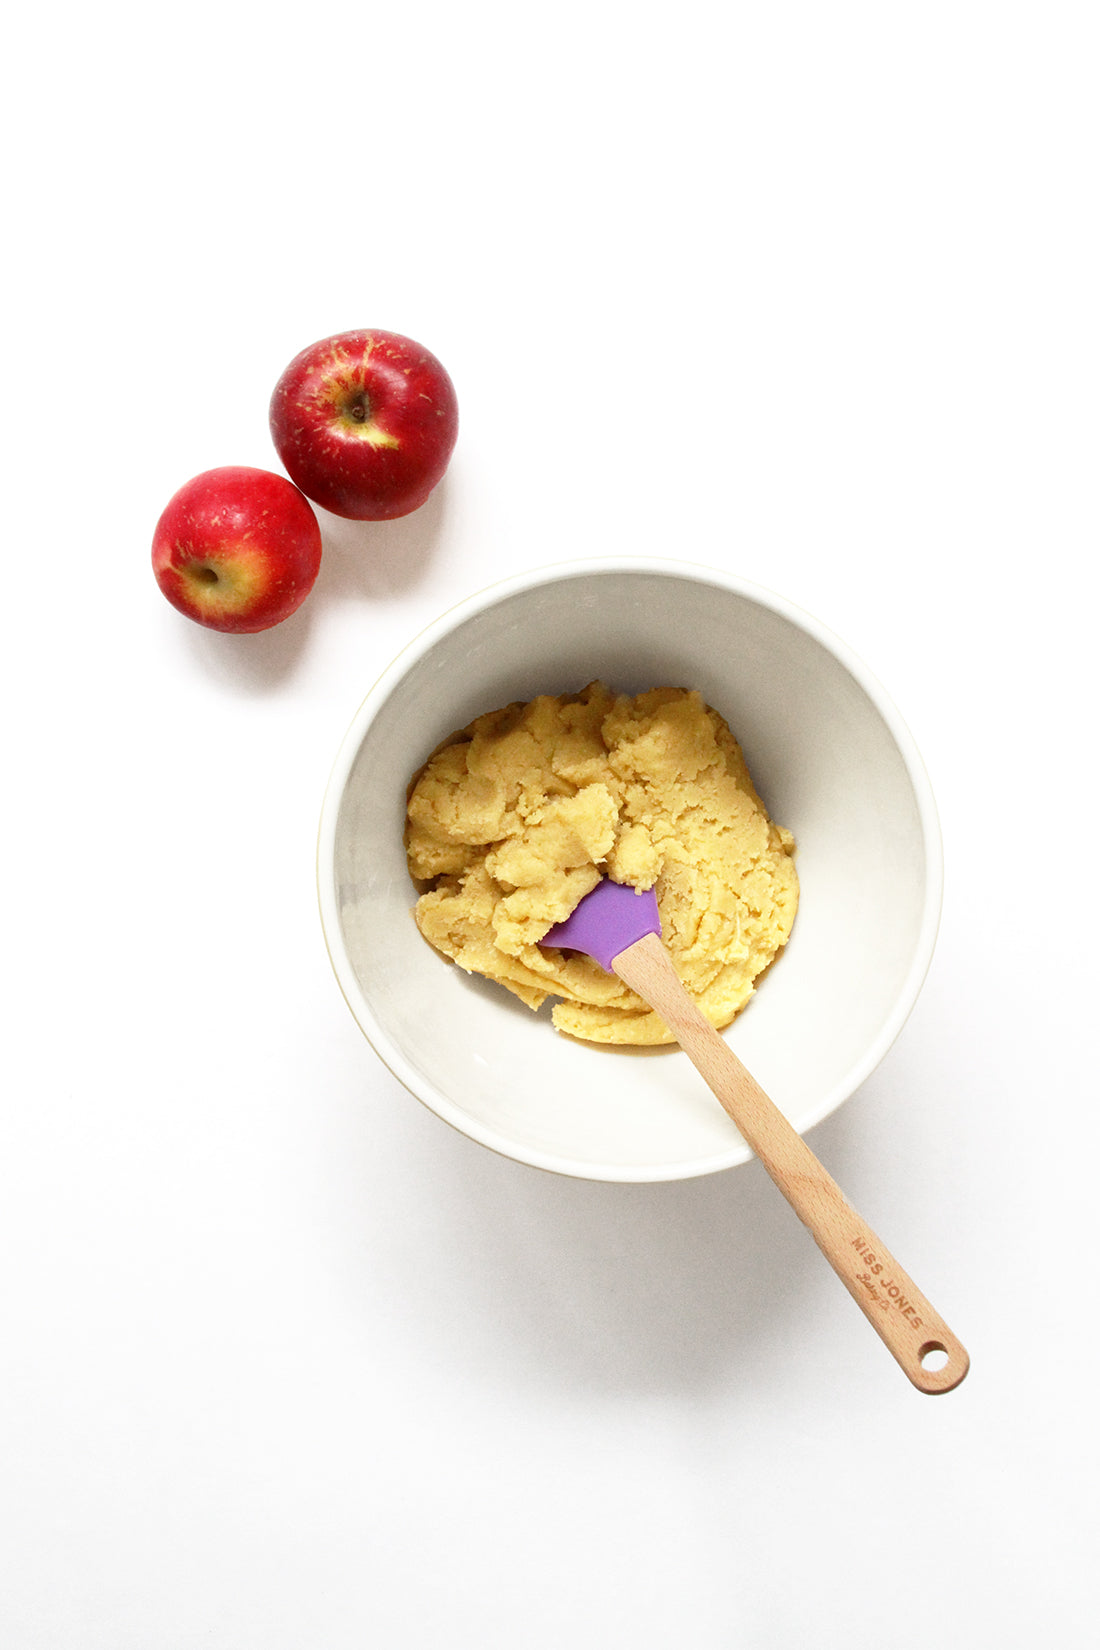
[{"x1": 404, "y1": 682, "x2": 798, "y2": 1045}]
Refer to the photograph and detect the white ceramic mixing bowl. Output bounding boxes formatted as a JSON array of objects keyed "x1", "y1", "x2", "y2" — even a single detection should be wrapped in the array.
[{"x1": 317, "y1": 558, "x2": 942, "y2": 1182}]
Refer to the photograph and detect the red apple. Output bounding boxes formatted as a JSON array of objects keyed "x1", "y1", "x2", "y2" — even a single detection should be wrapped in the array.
[
  {"x1": 269, "y1": 329, "x2": 458, "y2": 521},
  {"x1": 152, "y1": 466, "x2": 322, "y2": 633}
]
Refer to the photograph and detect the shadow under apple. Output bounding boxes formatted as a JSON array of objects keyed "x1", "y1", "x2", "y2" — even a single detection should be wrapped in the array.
[
  {"x1": 313, "y1": 476, "x2": 449, "y2": 604},
  {"x1": 180, "y1": 585, "x2": 317, "y2": 694}
]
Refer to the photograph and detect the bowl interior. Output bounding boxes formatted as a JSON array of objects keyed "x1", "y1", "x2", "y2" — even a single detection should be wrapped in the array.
[{"x1": 321, "y1": 564, "x2": 940, "y2": 1181}]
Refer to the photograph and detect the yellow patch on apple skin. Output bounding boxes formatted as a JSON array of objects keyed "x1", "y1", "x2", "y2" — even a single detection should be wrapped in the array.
[
  {"x1": 314, "y1": 359, "x2": 401, "y2": 449},
  {"x1": 346, "y1": 420, "x2": 401, "y2": 450},
  {"x1": 182, "y1": 548, "x2": 269, "y2": 612}
]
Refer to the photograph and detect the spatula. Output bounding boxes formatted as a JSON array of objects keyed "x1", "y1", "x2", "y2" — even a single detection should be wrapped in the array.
[{"x1": 543, "y1": 879, "x2": 969, "y2": 1394}]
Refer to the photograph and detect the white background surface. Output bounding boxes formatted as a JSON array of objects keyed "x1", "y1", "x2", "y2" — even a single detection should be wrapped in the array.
[{"x1": 3, "y1": 4, "x2": 1098, "y2": 1645}]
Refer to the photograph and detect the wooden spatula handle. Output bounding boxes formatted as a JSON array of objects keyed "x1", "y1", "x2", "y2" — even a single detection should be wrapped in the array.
[{"x1": 613, "y1": 934, "x2": 969, "y2": 1394}]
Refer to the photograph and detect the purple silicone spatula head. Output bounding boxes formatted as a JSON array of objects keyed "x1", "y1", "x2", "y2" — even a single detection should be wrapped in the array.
[{"x1": 541, "y1": 878, "x2": 661, "y2": 973}]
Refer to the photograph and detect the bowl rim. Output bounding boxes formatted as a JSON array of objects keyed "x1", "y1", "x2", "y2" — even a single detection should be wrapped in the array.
[{"x1": 316, "y1": 555, "x2": 944, "y2": 1181}]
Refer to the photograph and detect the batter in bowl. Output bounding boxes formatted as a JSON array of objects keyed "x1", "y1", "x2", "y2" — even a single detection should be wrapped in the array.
[{"x1": 404, "y1": 681, "x2": 798, "y2": 1045}]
